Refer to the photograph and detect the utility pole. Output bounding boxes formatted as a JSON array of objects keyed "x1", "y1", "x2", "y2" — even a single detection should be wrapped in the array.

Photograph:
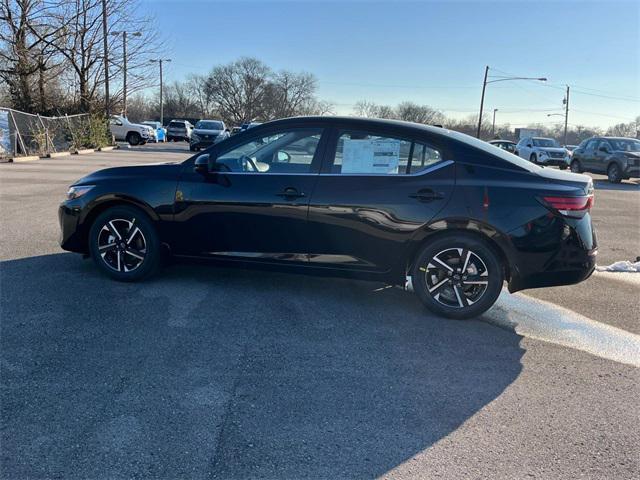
[
  {"x1": 476, "y1": 65, "x2": 489, "y2": 138},
  {"x1": 111, "y1": 30, "x2": 141, "y2": 117},
  {"x1": 150, "y1": 59, "x2": 171, "y2": 126},
  {"x1": 101, "y1": 0, "x2": 109, "y2": 116},
  {"x1": 563, "y1": 85, "x2": 570, "y2": 146},
  {"x1": 492, "y1": 108, "x2": 498, "y2": 137}
]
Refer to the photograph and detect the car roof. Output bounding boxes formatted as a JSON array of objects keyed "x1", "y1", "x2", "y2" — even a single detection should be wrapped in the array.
[{"x1": 255, "y1": 116, "x2": 456, "y2": 137}]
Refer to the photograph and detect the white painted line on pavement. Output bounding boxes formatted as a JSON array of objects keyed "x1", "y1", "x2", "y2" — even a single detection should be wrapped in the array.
[
  {"x1": 593, "y1": 270, "x2": 640, "y2": 286},
  {"x1": 485, "y1": 290, "x2": 640, "y2": 367}
]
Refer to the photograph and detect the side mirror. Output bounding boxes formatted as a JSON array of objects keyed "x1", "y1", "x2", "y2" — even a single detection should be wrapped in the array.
[
  {"x1": 275, "y1": 151, "x2": 291, "y2": 163},
  {"x1": 194, "y1": 153, "x2": 210, "y2": 175},
  {"x1": 598, "y1": 146, "x2": 609, "y2": 153},
  {"x1": 526, "y1": 144, "x2": 532, "y2": 148}
]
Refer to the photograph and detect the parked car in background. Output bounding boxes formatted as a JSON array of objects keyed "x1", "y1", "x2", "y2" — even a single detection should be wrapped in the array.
[
  {"x1": 570, "y1": 137, "x2": 640, "y2": 183},
  {"x1": 489, "y1": 139, "x2": 517, "y2": 153},
  {"x1": 166, "y1": 120, "x2": 193, "y2": 142},
  {"x1": 142, "y1": 121, "x2": 166, "y2": 142},
  {"x1": 109, "y1": 116, "x2": 154, "y2": 146},
  {"x1": 190, "y1": 120, "x2": 230, "y2": 151},
  {"x1": 240, "y1": 122, "x2": 262, "y2": 131},
  {"x1": 59, "y1": 116, "x2": 597, "y2": 320},
  {"x1": 515, "y1": 136, "x2": 569, "y2": 169}
]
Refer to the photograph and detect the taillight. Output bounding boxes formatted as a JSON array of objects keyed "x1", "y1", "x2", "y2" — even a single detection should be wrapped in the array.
[{"x1": 540, "y1": 194, "x2": 594, "y2": 218}]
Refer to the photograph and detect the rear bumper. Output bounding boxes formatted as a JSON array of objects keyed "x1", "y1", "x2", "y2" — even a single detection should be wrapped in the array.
[{"x1": 505, "y1": 213, "x2": 597, "y2": 292}]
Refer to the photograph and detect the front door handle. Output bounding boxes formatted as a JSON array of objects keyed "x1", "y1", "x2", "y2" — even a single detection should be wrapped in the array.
[
  {"x1": 276, "y1": 187, "x2": 305, "y2": 199},
  {"x1": 409, "y1": 189, "x2": 445, "y2": 202}
]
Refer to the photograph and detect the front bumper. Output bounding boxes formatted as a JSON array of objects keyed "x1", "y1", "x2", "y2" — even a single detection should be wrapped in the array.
[
  {"x1": 624, "y1": 165, "x2": 640, "y2": 178},
  {"x1": 539, "y1": 156, "x2": 570, "y2": 167},
  {"x1": 59, "y1": 203, "x2": 86, "y2": 253}
]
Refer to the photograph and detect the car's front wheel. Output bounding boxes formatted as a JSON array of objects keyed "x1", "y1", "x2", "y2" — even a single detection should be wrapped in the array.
[
  {"x1": 89, "y1": 205, "x2": 160, "y2": 281},
  {"x1": 412, "y1": 234, "x2": 504, "y2": 319},
  {"x1": 127, "y1": 132, "x2": 142, "y2": 146},
  {"x1": 607, "y1": 163, "x2": 622, "y2": 183},
  {"x1": 529, "y1": 153, "x2": 537, "y2": 164},
  {"x1": 570, "y1": 160, "x2": 583, "y2": 173}
]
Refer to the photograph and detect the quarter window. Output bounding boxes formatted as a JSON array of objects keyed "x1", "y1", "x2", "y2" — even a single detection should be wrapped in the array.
[
  {"x1": 331, "y1": 131, "x2": 443, "y2": 175},
  {"x1": 216, "y1": 129, "x2": 322, "y2": 174}
]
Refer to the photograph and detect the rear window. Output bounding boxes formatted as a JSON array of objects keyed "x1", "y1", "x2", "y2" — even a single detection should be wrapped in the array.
[
  {"x1": 445, "y1": 129, "x2": 541, "y2": 172},
  {"x1": 169, "y1": 121, "x2": 185, "y2": 128}
]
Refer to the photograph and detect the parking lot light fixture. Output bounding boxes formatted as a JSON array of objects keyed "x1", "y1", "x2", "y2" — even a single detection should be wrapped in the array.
[{"x1": 476, "y1": 66, "x2": 547, "y2": 138}]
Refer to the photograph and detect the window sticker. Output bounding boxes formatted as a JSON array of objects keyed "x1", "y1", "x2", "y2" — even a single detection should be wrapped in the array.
[{"x1": 342, "y1": 138, "x2": 401, "y2": 174}]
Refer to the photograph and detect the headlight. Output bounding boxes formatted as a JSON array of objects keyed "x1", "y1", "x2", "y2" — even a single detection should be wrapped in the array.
[
  {"x1": 539, "y1": 150, "x2": 548, "y2": 157},
  {"x1": 66, "y1": 185, "x2": 94, "y2": 200}
]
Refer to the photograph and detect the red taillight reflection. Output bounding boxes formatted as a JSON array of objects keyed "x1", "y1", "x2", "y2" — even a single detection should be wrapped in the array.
[{"x1": 541, "y1": 195, "x2": 594, "y2": 217}]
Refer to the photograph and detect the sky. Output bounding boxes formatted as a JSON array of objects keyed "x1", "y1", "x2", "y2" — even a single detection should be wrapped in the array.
[{"x1": 143, "y1": 0, "x2": 639, "y2": 129}]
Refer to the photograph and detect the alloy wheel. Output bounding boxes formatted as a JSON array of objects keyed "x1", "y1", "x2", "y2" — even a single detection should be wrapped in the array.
[
  {"x1": 97, "y1": 218, "x2": 147, "y2": 272},
  {"x1": 422, "y1": 248, "x2": 489, "y2": 309}
]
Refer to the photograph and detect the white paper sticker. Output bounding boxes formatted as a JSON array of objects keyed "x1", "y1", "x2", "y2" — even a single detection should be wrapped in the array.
[{"x1": 342, "y1": 139, "x2": 400, "y2": 174}]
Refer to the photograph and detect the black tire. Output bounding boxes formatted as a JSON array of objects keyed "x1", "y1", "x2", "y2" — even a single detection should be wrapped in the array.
[
  {"x1": 412, "y1": 233, "x2": 504, "y2": 320},
  {"x1": 88, "y1": 205, "x2": 160, "y2": 282},
  {"x1": 559, "y1": 164, "x2": 568, "y2": 170},
  {"x1": 127, "y1": 132, "x2": 141, "y2": 146},
  {"x1": 189, "y1": 145, "x2": 197, "y2": 152},
  {"x1": 570, "y1": 160, "x2": 582, "y2": 173},
  {"x1": 607, "y1": 163, "x2": 622, "y2": 183},
  {"x1": 529, "y1": 153, "x2": 537, "y2": 164}
]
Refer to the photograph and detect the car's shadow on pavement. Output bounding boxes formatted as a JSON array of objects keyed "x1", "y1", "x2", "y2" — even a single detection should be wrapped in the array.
[
  {"x1": 592, "y1": 179, "x2": 640, "y2": 191},
  {"x1": 1, "y1": 253, "x2": 524, "y2": 479}
]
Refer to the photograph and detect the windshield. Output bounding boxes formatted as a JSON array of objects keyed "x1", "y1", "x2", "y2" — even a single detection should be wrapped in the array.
[
  {"x1": 196, "y1": 121, "x2": 223, "y2": 130},
  {"x1": 533, "y1": 138, "x2": 559, "y2": 148},
  {"x1": 608, "y1": 138, "x2": 640, "y2": 152}
]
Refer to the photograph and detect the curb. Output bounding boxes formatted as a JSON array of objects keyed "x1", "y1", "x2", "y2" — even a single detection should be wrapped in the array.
[
  {"x1": 46, "y1": 151, "x2": 71, "y2": 158},
  {"x1": 11, "y1": 155, "x2": 40, "y2": 163},
  {"x1": 98, "y1": 146, "x2": 117, "y2": 151},
  {"x1": 74, "y1": 149, "x2": 95, "y2": 155}
]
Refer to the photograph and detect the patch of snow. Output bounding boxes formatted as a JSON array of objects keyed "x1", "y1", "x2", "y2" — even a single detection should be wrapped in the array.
[{"x1": 596, "y1": 261, "x2": 640, "y2": 273}]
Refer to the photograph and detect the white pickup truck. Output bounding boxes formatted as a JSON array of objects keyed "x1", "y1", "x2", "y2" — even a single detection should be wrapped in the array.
[{"x1": 109, "y1": 116, "x2": 155, "y2": 145}]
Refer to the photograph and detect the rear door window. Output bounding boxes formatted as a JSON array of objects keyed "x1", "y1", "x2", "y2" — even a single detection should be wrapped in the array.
[{"x1": 330, "y1": 130, "x2": 443, "y2": 175}]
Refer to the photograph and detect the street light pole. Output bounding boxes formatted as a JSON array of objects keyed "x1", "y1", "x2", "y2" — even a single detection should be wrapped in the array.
[
  {"x1": 101, "y1": 0, "x2": 109, "y2": 116},
  {"x1": 563, "y1": 85, "x2": 570, "y2": 147},
  {"x1": 476, "y1": 65, "x2": 489, "y2": 138},
  {"x1": 476, "y1": 66, "x2": 548, "y2": 139},
  {"x1": 492, "y1": 108, "x2": 498, "y2": 137},
  {"x1": 150, "y1": 59, "x2": 172, "y2": 126}
]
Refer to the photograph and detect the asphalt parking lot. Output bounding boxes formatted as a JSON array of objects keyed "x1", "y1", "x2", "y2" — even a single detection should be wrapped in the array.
[{"x1": 1, "y1": 144, "x2": 639, "y2": 479}]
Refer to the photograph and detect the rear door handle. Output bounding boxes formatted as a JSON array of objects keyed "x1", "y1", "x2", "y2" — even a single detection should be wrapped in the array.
[
  {"x1": 276, "y1": 187, "x2": 305, "y2": 199},
  {"x1": 410, "y1": 189, "x2": 445, "y2": 202}
]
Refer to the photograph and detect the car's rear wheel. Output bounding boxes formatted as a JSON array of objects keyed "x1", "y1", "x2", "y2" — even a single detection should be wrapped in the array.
[
  {"x1": 89, "y1": 205, "x2": 160, "y2": 281},
  {"x1": 607, "y1": 163, "x2": 622, "y2": 183},
  {"x1": 126, "y1": 132, "x2": 141, "y2": 146},
  {"x1": 570, "y1": 160, "x2": 582, "y2": 173},
  {"x1": 412, "y1": 234, "x2": 504, "y2": 319}
]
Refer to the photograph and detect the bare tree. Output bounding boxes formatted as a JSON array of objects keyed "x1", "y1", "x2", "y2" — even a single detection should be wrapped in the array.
[
  {"x1": 606, "y1": 116, "x2": 639, "y2": 138},
  {"x1": 395, "y1": 101, "x2": 444, "y2": 124},
  {"x1": 0, "y1": 0, "x2": 66, "y2": 112}
]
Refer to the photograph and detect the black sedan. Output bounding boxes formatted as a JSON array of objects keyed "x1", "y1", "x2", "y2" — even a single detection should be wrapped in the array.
[{"x1": 59, "y1": 117, "x2": 597, "y2": 319}]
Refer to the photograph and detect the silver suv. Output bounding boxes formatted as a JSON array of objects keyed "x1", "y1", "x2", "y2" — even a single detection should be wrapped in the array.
[
  {"x1": 516, "y1": 137, "x2": 570, "y2": 169},
  {"x1": 166, "y1": 120, "x2": 193, "y2": 142}
]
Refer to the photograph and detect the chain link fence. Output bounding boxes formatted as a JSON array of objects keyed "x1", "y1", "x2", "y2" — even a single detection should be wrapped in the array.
[{"x1": 0, "y1": 108, "x2": 110, "y2": 160}]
